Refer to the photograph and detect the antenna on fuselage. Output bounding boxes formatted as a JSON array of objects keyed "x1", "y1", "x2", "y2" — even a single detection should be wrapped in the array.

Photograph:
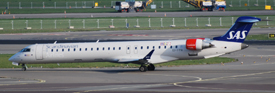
[
  {"x1": 96, "y1": 40, "x2": 99, "y2": 43},
  {"x1": 54, "y1": 41, "x2": 57, "y2": 44}
]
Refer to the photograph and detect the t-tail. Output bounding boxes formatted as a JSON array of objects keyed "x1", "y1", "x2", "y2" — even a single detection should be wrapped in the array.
[{"x1": 213, "y1": 16, "x2": 261, "y2": 43}]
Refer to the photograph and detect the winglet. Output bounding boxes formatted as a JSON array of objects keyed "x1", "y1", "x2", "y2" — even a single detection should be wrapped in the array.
[
  {"x1": 143, "y1": 49, "x2": 155, "y2": 60},
  {"x1": 96, "y1": 40, "x2": 99, "y2": 43}
]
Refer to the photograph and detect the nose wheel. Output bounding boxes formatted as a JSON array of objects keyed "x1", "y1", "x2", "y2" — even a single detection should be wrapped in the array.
[{"x1": 21, "y1": 63, "x2": 27, "y2": 71}]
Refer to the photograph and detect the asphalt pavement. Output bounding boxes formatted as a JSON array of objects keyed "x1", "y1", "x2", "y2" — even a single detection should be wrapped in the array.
[{"x1": 0, "y1": 10, "x2": 274, "y2": 19}]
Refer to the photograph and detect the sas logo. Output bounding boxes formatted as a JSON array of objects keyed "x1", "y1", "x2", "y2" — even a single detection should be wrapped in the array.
[{"x1": 227, "y1": 31, "x2": 247, "y2": 40}]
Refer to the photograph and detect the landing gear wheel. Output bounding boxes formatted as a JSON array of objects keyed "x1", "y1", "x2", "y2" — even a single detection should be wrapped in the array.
[
  {"x1": 21, "y1": 63, "x2": 27, "y2": 71},
  {"x1": 22, "y1": 67, "x2": 26, "y2": 71},
  {"x1": 148, "y1": 64, "x2": 155, "y2": 71},
  {"x1": 139, "y1": 65, "x2": 148, "y2": 72}
]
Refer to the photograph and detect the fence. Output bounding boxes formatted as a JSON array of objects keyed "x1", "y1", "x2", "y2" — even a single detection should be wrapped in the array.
[
  {"x1": 1, "y1": 0, "x2": 275, "y2": 10},
  {"x1": 0, "y1": 16, "x2": 274, "y2": 30}
]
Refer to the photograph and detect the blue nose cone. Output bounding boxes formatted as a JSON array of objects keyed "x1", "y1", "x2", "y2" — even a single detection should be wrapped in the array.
[
  {"x1": 9, "y1": 54, "x2": 19, "y2": 62},
  {"x1": 9, "y1": 56, "x2": 15, "y2": 62}
]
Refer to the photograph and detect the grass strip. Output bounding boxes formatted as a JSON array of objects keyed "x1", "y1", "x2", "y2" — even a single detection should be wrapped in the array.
[
  {"x1": 0, "y1": 15, "x2": 274, "y2": 34},
  {"x1": 1, "y1": 25, "x2": 274, "y2": 34},
  {"x1": 246, "y1": 34, "x2": 275, "y2": 40}
]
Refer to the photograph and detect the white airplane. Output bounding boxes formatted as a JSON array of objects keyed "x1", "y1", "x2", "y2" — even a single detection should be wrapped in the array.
[{"x1": 9, "y1": 16, "x2": 261, "y2": 72}]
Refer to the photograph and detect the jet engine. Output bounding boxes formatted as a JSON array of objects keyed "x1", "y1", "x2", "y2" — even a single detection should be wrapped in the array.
[{"x1": 186, "y1": 38, "x2": 213, "y2": 50}]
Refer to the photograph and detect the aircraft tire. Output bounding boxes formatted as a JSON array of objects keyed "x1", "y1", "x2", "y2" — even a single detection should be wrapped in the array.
[
  {"x1": 139, "y1": 66, "x2": 148, "y2": 72},
  {"x1": 22, "y1": 67, "x2": 26, "y2": 71},
  {"x1": 21, "y1": 63, "x2": 27, "y2": 71},
  {"x1": 148, "y1": 64, "x2": 155, "y2": 71}
]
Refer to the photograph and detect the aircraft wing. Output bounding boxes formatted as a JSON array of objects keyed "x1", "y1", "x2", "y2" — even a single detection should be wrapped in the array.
[
  {"x1": 117, "y1": 58, "x2": 140, "y2": 63},
  {"x1": 115, "y1": 50, "x2": 178, "y2": 64},
  {"x1": 116, "y1": 50, "x2": 155, "y2": 63}
]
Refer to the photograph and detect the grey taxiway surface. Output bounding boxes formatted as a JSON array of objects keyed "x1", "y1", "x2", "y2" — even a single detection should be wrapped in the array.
[
  {"x1": 0, "y1": 10, "x2": 275, "y2": 19},
  {"x1": 1, "y1": 28, "x2": 275, "y2": 93}
]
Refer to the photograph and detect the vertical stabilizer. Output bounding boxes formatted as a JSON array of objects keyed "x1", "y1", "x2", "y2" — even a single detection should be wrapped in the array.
[{"x1": 213, "y1": 16, "x2": 261, "y2": 43}]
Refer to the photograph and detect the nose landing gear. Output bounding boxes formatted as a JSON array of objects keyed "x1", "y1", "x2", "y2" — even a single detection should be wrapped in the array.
[{"x1": 21, "y1": 63, "x2": 27, "y2": 71}]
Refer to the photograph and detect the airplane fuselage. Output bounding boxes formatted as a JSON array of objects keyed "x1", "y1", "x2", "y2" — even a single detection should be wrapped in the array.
[
  {"x1": 10, "y1": 39, "x2": 243, "y2": 64},
  {"x1": 8, "y1": 16, "x2": 261, "y2": 72}
]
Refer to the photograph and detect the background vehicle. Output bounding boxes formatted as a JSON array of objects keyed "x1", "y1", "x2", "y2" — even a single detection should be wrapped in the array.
[
  {"x1": 182, "y1": 0, "x2": 226, "y2": 11},
  {"x1": 115, "y1": 0, "x2": 153, "y2": 12}
]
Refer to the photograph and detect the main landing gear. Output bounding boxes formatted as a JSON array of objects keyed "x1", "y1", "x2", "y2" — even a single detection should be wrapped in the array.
[
  {"x1": 21, "y1": 63, "x2": 27, "y2": 71},
  {"x1": 139, "y1": 64, "x2": 155, "y2": 72}
]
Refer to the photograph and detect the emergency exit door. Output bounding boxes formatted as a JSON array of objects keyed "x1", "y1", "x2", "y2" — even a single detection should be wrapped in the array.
[{"x1": 35, "y1": 45, "x2": 43, "y2": 60}]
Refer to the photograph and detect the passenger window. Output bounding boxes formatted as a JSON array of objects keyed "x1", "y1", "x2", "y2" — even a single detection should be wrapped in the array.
[
  {"x1": 141, "y1": 46, "x2": 143, "y2": 49},
  {"x1": 68, "y1": 49, "x2": 70, "y2": 51},
  {"x1": 79, "y1": 48, "x2": 81, "y2": 51},
  {"x1": 147, "y1": 46, "x2": 149, "y2": 49},
  {"x1": 56, "y1": 49, "x2": 58, "y2": 52},
  {"x1": 135, "y1": 47, "x2": 137, "y2": 49},
  {"x1": 62, "y1": 49, "x2": 64, "y2": 52},
  {"x1": 85, "y1": 48, "x2": 87, "y2": 51},
  {"x1": 170, "y1": 46, "x2": 172, "y2": 49},
  {"x1": 164, "y1": 46, "x2": 167, "y2": 49},
  {"x1": 119, "y1": 47, "x2": 121, "y2": 50},
  {"x1": 74, "y1": 48, "x2": 76, "y2": 51},
  {"x1": 108, "y1": 47, "x2": 110, "y2": 50},
  {"x1": 97, "y1": 48, "x2": 99, "y2": 51},
  {"x1": 127, "y1": 47, "x2": 130, "y2": 50},
  {"x1": 153, "y1": 46, "x2": 155, "y2": 49},
  {"x1": 175, "y1": 46, "x2": 178, "y2": 48},
  {"x1": 113, "y1": 47, "x2": 115, "y2": 50},
  {"x1": 51, "y1": 49, "x2": 53, "y2": 52},
  {"x1": 159, "y1": 46, "x2": 161, "y2": 49},
  {"x1": 91, "y1": 48, "x2": 93, "y2": 51},
  {"x1": 103, "y1": 47, "x2": 105, "y2": 50}
]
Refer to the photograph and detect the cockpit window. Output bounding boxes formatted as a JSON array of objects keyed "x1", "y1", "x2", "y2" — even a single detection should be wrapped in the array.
[{"x1": 20, "y1": 48, "x2": 31, "y2": 52}]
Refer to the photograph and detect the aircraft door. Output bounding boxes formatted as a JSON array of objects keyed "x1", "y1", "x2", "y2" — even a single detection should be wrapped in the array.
[
  {"x1": 35, "y1": 44, "x2": 43, "y2": 60},
  {"x1": 126, "y1": 45, "x2": 131, "y2": 54}
]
